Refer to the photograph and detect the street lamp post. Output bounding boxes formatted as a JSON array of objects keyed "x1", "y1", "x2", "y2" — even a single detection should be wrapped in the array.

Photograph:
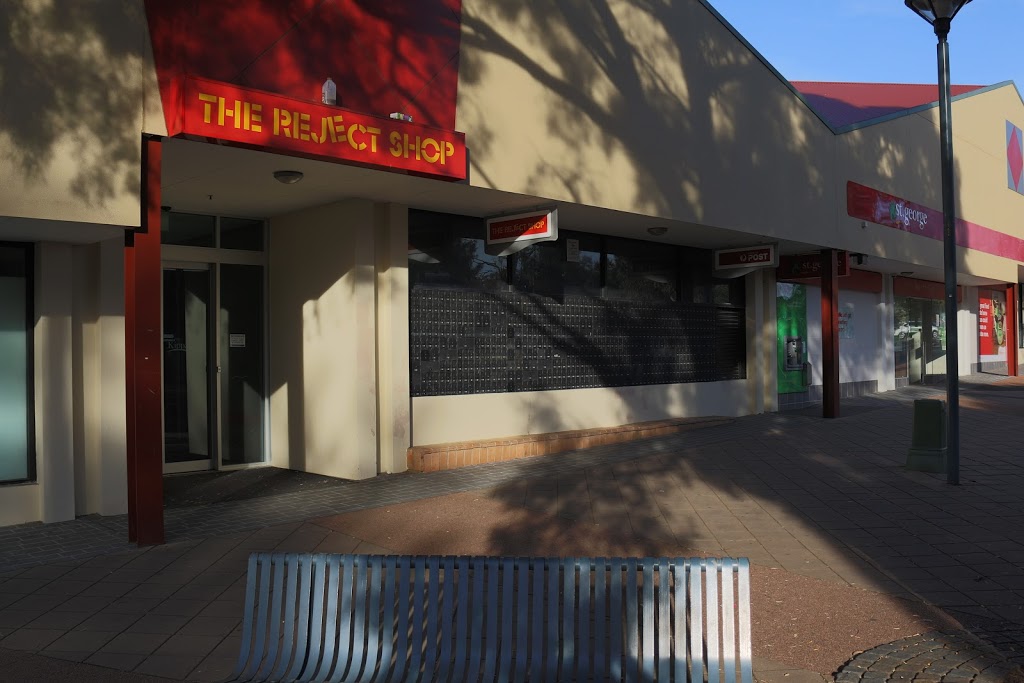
[{"x1": 904, "y1": 0, "x2": 972, "y2": 486}]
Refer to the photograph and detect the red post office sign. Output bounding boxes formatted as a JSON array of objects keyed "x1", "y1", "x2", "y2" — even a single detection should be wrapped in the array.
[
  {"x1": 171, "y1": 77, "x2": 467, "y2": 181},
  {"x1": 714, "y1": 244, "x2": 778, "y2": 270},
  {"x1": 486, "y1": 210, "x2": 558, "y2": 246}
]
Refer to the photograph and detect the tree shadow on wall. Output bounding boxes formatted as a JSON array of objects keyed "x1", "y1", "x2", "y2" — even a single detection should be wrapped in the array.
[
  {"x1": 457, "y1": 0, "x2": 941, "y2": 265},
  {"x1": 0, "y1": 2, "x2": 151, "y2": 208}
]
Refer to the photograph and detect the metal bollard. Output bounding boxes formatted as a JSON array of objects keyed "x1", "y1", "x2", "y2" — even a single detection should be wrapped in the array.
[{"x1": 906, "y1": 398, "x2": 946, "y2": 473}]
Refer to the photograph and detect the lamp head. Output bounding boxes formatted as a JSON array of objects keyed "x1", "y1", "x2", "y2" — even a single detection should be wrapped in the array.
[{"x1": 905, "y1": 0, "x2": 972, "y2": 35}]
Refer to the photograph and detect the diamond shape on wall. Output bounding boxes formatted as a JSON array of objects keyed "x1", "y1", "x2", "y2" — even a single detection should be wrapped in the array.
[{"x1": 1007, "y1": 121, "x2": 1024, "y2": 194}]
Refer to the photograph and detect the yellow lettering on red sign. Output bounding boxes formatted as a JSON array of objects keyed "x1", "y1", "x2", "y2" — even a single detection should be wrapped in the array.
[
  {"x1": 389, "y1": 131, "x2": 454, "y2": 165},
  {"x1": 192, "y1": 90, "x2": 459, "y2": 175},
  {"x1": 198, "y1": 93, "x2": 262, "y2": 132}
]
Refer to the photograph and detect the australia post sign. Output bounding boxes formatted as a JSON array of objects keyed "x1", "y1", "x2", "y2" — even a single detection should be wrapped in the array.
[
  {"x1": 169, "y1": 77, "x2": 467, "y2": 181},
  {"x1": 714, "y1": 244, "x2": 778, "y2": 270}
]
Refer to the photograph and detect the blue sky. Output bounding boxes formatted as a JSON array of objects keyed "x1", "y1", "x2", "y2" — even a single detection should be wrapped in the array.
[{"x1": 707, "y1": 0, "x2": 1023, "y2": 90}]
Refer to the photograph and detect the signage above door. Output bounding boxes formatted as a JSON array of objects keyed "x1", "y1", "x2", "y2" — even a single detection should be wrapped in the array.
[
  {"x1": 777, "y1": 251, "x2": 850, "y2": 281},
  {"x1": 485, "y1": 209, "x2": 559, "y2": 255},
  {"x1": 713, "y1": 244, "x2": 778, "y2": 270},
  {"x1": 169, "y1": 77, "x2": 467, "y2": 182}
]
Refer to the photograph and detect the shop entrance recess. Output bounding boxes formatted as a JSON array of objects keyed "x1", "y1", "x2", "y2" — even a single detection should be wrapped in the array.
[
  {"x1": 893, "y1": 276, "x2": 961, "y2": 387},
  {"x1": 161, "y1": 213, "x2": 267, "y2": 474}
]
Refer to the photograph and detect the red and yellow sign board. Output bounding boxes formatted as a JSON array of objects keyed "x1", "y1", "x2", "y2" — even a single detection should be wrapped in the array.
[
  {"x1": 169, "y1": 77, "x2": 467, "y2": 181},
  {"x1": 714, "y1": 244, "x2": 777, "y2": 270},
  {"x1": 486, "y1": 210, "x2": 558, "y2": 245}
]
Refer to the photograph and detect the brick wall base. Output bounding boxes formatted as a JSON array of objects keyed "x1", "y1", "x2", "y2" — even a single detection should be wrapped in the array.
[{"x1": 407, "y1": 416, "x2": 733, "y2": 472}]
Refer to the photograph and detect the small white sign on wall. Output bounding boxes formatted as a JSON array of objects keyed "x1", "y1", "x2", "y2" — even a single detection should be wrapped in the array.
[
  {"x1": 229, "y1": 333, "x2": 246, "y2": 348},
  {"x1": 566, "y1": 238, "x2": 580, "y2": 263}
]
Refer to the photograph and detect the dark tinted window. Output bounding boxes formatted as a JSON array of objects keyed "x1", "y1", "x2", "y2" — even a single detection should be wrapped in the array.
[
  {"x1": 409, "y1": 210, "x2": 508, "y2": 290},
  {"x1": 220, "y1": 217, "x2": 264, "y2": 251},
  {"x1": 605, "y1": 237, "x2": 678, "y2": 302},
  {"x1": 162, "y1": 212, "x2": 215, "y2": 247},
  {"x1": 512, "y1": 232, "x2": 601, "y2": 296}
]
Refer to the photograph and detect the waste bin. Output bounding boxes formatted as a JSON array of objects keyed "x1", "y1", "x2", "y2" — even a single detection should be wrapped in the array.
[{"x1": 906, "y1": 398, "x2": 946, "y2": 473}]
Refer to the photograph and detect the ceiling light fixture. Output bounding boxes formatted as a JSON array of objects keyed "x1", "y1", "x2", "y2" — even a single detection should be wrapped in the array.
[
  {"x1": 647, "y1": 226, "x2": 668, "y2": 236},
  {"x1": 273, "y1": 170, "x2": 304, "y2": 185}
]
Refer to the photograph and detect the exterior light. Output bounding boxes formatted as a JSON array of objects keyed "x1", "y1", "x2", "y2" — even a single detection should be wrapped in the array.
[
  {"x1": 904, "y1": 0, "x2": 972, "y2": 29},
  {"x1": 322, "y1": 77, "x2": 337, "y2": 106},
  {"x1": 647, "y1": 226, "x2": 668, "y2": 236},
  {"x1": 905, "y1": 0, "x2": 972, "y2": 485},
  {"x1": 273, "y1": 170, "x2": 304, "y2": 185}
]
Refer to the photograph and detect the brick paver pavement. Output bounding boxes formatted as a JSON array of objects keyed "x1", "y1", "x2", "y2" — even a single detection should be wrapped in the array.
[{"x1": 0, "y1": 376, "x2": 1022, "y2": 681}]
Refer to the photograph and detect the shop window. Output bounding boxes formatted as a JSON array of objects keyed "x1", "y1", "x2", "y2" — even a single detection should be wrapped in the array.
[
  {"x1": 0, "y1": 244, "x2": 33, "y2": 484},
  {"x1": 220, "y1": 217, "x2": 265, "y2": 251},
  {"x1": 407, "y1": 211, "x2": 747, "y2": 397},
  {"x1": 409, "y1": 210, "x2": 508, "y2": 291},
  {"x1": 162, "y1": 212, "x2": 216, "y2": 247},
  {"x1": 511, "y1": 232, "x2": 601, "y2": 297},
  {"x1": 1019, "y1": 284, "x2": 1024, "y2": 348},
  {"x1": 605, "y1": 237, "x2": 678, "y2": 302}
]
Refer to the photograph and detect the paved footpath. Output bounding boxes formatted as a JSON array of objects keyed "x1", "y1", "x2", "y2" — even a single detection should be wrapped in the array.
[{"x1": 1, "y1": 376, "x2": 1024, "y2": 681}]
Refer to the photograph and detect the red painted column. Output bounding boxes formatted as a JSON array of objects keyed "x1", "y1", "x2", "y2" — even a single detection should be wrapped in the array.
[
  {"x1": 125, "y1": 232, "x2": 137, "y2": 542},
  {"x1": 125, "y1": 136, "x2": 165, "y2": 545},
  {"x1": 821, "y1": 249, "x2": 840, "y2": 418},
  {"x1": 1007, "y1": 284, "x2": 1018, "y2": 377}
]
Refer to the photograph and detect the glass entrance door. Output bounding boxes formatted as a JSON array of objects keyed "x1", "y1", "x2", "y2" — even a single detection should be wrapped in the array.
[
  {"x1": 163, "y1": 265, "x2": 213, "y2": 471},
  {"x1": 219, "y1": 264, "x2": 265, "y2": 466},
  {"x1": 162, "y1": 263, "x2": 266, "y2": 472}
]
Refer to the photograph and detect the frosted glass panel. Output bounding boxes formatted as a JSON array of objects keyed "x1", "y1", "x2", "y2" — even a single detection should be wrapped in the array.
[{"x1": 0, "y1": 276, "x2": 29, "y2": 482}]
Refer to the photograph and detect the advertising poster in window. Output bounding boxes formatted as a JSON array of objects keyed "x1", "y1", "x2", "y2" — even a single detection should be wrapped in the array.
[
  {"x1": 979, "y1": 290, "x2": 1007, "y2": 362},
  {"x1": 776, "y1": 283, "x2": 807, "y2": 394},
  {"x1": 839, "y1": 303, "x2": 854, "y2": 340}
]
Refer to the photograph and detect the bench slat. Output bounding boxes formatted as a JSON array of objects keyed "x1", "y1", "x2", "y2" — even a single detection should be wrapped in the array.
[
  {"x1": 722, "y1": 557, "x2": 737, "y2": 683},
  {"x1": 477, "y1": 557, "x2": 500, "y2": 683},
  {"x1": 739, "y1": 557, "x2": 754, "y2": 683},
  {"x1": 641, "y1": 559, "x2": 655, "y2": 681},
  {"x1": 436, "y1": 556, "x2": 455, "y2": 682},
  {"x1": 559, "y1": 557, "x2": 575, "y2": 680},
  {"x1": 374, "y1": 556, "x2": 396, "y2": 683},
  {"x1": 657, "y1": 557, "x2": 671, "y2": 683},
  {"x1": 592, "y1": 557, "x2": 607, "y2": 682},
  {"x1": 544, "y1": 558, "x2": 558, "y2": 680},
  {"x1": 575, "y1": 561, "x2": 590, "y2": 681},
  {"x1": 707, "y1": 558, "x2": 721, "y2": 680},
  {"x1": 451, "y1": 556, "x2": 470, "y2": 682},
  {"x1": 618, "y1": 561, "x2": 634, "y2": 683},
  {"x1": 231, "y1": 553, "x2": 754, "y2": 682}
]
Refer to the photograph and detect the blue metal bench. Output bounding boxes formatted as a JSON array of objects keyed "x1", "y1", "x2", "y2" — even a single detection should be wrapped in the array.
[{"x1": 230, "y1": 553, "x2": 753, "y2": 682}]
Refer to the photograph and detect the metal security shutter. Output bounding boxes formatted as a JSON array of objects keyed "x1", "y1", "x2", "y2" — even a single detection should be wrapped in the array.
[{"x1": 715, "y1": 307, "x2": 747, "y2": 380}]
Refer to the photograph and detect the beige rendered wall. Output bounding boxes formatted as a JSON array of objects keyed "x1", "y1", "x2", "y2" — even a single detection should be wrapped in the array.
[
  {"x1": 269, "y1": 200, "x2": 387, "y2": 480},
  {"x1": 412, "y1": 380, "x2": 750, "y2": 447},
  {"x1": 374, "y1": 205, "x2": 411, "y2": 474},
  {"x1": 456, "y1": 0, "x2": 836, "y2": 240},
  {"x1": 746, "y1": 268, "x2": 777, "y2": 414},
  {"x1": 34, "y1": 243, "x2": 76, "y2": 524},
  {"x1": 948, "y1": 87, "x2": 1024, "y2": 243},
  {"x1": 0, "y1": 1, "x2": 164, "y2": 229},
  {"x1": 71, "y1": 238, "x2": 128, "y2": 518},
  {"x1": 834, "y1": 86, "x2": 1024, "y2": 283}
]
